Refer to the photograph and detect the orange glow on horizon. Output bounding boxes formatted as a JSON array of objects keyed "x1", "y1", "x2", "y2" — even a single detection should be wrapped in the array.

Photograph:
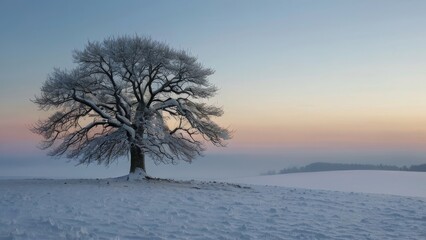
[{"x1": 4, "y1": 101, "x2": 426, "y2": 154}]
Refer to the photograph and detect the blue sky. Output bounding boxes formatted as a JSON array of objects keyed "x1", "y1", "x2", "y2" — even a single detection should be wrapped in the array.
[{"x1": 1, "y1": 0, "x2": 426, "y2": 178}]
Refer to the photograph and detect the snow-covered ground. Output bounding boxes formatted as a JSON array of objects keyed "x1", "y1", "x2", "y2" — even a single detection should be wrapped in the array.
[
  {"x1": 1, "y1": 174, "x2": 425, "y2": 239},
  {"x1": 225, "y1": 170, "x2": 426, "y2": 198}
]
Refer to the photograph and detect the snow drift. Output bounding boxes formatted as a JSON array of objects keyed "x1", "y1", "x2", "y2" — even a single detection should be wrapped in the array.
[{"x1": 225, "y1": 170, "x2": 426, "y2": 198}]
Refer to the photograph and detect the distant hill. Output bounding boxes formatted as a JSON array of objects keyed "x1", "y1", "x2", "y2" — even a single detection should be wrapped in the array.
[{"x1": 262, "y1": 162, "x2": 426, "y2": 175}]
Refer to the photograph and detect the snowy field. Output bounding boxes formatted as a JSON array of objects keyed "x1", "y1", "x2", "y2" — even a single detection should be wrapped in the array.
[
  {"x1": 225, "y1": 170, "x2": 426, "y2": 198},
  {"x1": 1, "y1": 173, "x2": 425, "y2": 239}
]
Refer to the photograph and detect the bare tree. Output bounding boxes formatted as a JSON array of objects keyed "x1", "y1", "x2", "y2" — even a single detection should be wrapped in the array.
[{"x1": 32, "y1": 35, "x2": 231, "y2": 176}]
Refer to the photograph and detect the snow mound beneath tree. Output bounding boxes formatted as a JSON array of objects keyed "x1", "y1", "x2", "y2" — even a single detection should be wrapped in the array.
[
  {"x1": 126, "y1": 168, "x2": 149, "y2": 181},
  {"x1": 1, "y1": 177, "x2": 425, "y2": 239}
]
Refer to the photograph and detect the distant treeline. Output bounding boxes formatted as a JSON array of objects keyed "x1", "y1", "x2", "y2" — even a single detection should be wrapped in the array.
[{"x1": 262, "y1": 162, "x2": 426, "y2": 175}]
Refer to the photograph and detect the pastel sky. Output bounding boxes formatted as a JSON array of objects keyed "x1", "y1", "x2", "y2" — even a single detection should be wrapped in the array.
[{"x1": 1, "y1": 0, "x2": 426, "y2": 178}]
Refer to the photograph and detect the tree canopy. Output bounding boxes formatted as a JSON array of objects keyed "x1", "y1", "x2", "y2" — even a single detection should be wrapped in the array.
[{"x1": 33, "y1": 35, "x2": 231, "y2": 173}]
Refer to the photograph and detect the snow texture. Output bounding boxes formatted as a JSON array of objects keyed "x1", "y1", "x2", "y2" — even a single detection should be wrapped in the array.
[{"x1": 0, "y1": 175, "x2": 425, "y2": 239}]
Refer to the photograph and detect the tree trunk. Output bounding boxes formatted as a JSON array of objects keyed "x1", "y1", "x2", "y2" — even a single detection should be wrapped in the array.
[{"x1": 130, "y1": 145, "x2": 145, "y2": 173}]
